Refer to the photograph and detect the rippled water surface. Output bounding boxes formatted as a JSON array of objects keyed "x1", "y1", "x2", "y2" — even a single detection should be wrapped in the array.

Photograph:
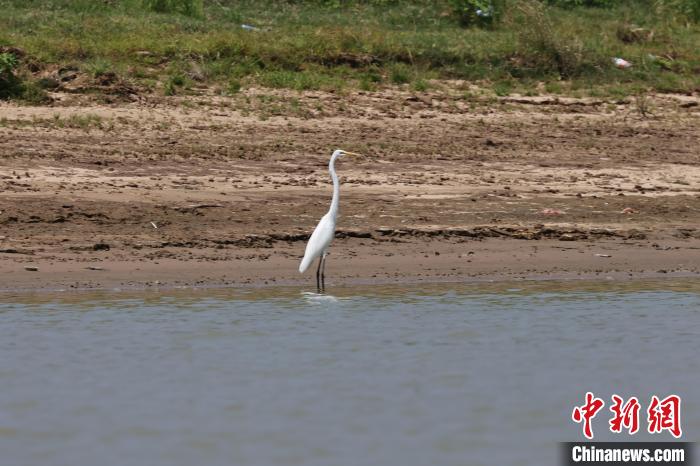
[{"x1": 1, "y1": 280, "x2": 699, "y2": 466}]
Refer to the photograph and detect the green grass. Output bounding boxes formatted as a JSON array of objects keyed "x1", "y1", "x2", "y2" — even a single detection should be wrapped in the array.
[
  {"x1": 83, "y1": 58, "x2": 114, "y2": 78},
  {"x1": 0, "y1": 0, "x2": 699, "y2": 99}
]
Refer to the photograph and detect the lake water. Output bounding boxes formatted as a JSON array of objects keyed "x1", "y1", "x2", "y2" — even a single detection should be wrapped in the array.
[{"x1": 1, "y1": 280, "x2": 698, "y2": 466}]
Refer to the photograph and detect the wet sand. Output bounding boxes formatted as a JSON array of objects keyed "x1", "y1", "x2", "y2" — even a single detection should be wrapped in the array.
[{"x1": 1, "y1": 86, "x2": 699, "y2": 290}]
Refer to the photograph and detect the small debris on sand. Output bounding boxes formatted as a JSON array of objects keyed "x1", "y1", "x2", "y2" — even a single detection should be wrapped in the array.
[{"x1": 540, "y1": 208, "x2": 564, "y2": 216}]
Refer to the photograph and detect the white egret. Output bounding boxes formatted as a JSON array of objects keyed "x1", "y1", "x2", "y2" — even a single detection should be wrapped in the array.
[{"x1": 299, "y1": 149, "x2": 361, "y2": 290}]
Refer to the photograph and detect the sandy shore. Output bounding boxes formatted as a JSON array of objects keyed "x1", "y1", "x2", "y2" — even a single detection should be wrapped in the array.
[{"x1": 1, "y1": 86, "x2": 699, "y2": 291}]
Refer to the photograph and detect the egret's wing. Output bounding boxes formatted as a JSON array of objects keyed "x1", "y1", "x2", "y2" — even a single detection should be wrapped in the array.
[{"x1": 299, "y1": 214, "x2": 336, "y2": 273}]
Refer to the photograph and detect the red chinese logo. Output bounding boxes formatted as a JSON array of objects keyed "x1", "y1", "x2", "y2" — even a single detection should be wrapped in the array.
[
  {"x1": 572, "y1": 392, "x2": 605, "y2": 439},
  {"x1": 648, "y1": 395, "x2": 682, "y2": 438},
  {"x1": 609, "y1": 395, "x2": 640, "y2": 434},
  {"x1": 572, "y1": 393, "x2": 682, "y2": 439}
]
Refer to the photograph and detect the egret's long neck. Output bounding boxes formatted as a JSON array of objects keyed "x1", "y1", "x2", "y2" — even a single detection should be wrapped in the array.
[{"x1": 329, "y1": 153, "x2": 340, "y2": 216}]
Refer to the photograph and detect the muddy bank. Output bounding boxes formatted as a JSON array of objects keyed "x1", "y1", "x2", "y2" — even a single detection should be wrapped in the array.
[{"x1": 1, "y1": 86, "x2": 699, "y2": 290}]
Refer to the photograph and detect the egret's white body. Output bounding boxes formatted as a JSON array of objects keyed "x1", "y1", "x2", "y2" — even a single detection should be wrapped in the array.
[
  {"x1": 299, "y1": 211, "x2": 335, "y2": 273},
  {"x1": 299, "y1": 149, "x2": 360, "y2": 289}
]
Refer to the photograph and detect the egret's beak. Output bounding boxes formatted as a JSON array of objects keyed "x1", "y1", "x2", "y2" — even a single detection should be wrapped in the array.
[{"x1": 342, "y1": 151, "x2": 362, "y2": 157}]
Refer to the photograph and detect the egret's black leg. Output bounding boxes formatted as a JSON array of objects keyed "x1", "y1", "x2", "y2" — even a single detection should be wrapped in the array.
[
  {"x1": 316, "y1": 256, "x2": 322, "y2": 292},
  {"x1": 320, "y1": 252, "x2": 328, "y2": 291}
]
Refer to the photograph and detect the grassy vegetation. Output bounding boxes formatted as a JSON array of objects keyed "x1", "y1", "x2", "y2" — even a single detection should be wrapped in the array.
[
  {"x1": 0, "y1": 52, "x2": 21, "y2": 99},
  {"x1": 0, "y1": 113, "x2": 108, "y2": 130},
  {"x1": 0, "y1": 0, "x2": 699, "y2": 100},
  {"x1": 1, "y1": 50, "x2": 50, "y2": 102}
]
